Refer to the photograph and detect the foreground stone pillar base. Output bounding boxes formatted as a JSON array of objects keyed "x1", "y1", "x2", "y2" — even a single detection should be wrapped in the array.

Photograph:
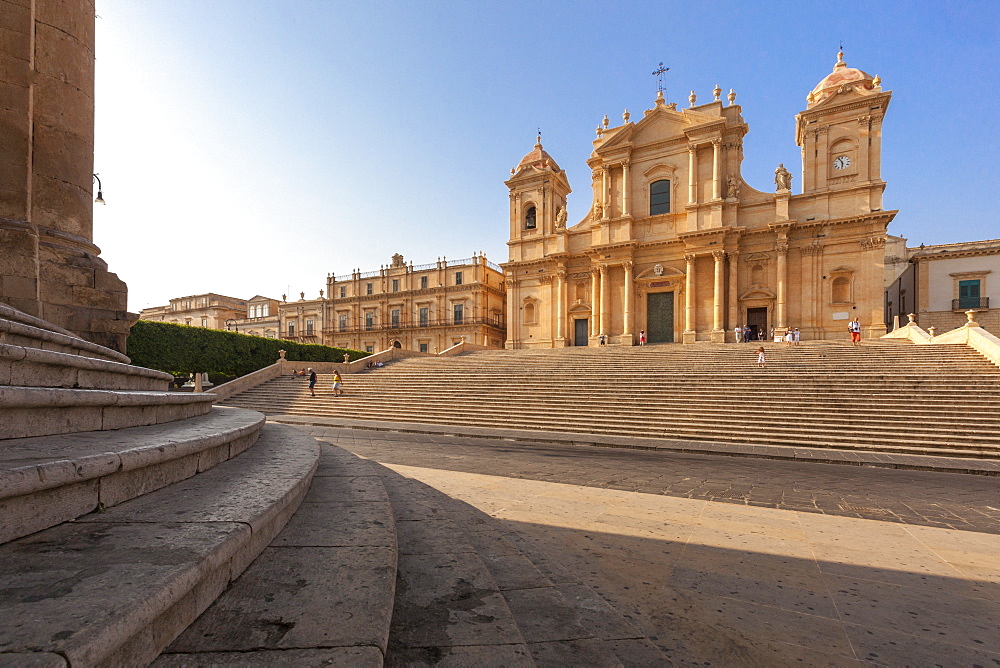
[
  {"x1": 709, "y1": 329, "x2": 726, "y2": 343},
  {"x1": 682, "y1": 330, "x2": 697, "y2": 344}
]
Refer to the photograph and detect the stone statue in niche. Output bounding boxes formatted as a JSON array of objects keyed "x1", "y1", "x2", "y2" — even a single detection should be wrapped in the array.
[
  {"x1": 555, "y1": 206, "x2": 567, "y2": 228},
  {"x1": 774, "y1": 164, "x2": 792, "y2": 191},
  {"x1": 726, "y1": 176, "x2": 740, "y2": 199},
  {"x1": 593, "y1": 201, "x2": 603, "y2": 220}
]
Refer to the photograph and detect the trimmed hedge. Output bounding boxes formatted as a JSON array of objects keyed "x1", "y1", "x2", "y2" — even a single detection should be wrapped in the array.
[{"x1": 127, "y1": 320, "x2": 367, "y2": 378}]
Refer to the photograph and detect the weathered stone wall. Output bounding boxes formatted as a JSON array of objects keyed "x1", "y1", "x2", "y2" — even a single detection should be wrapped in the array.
[{"x1": 0, "y1": 0, "x2": 132, "y2": 352}]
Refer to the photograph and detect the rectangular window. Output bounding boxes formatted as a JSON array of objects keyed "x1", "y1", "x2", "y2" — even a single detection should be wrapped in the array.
[
  {"x1": 453, "y1": 303, "x2": 464, "y2": 325},
  {"x1": 366, "y1": 345, "x2": 374, "y2": 353},
  {"x1": 392, "y1": 279, "x2": 399, "y2": 292},
  {"x1": 455, "y1": 271, "x2": 463, "y2": 285},
  {"x1": 201, "y1": 317, "x2": 208, "y2": 328},
  {"x1": 339, "y1": 314, "x2": 347, "y2": 332},
  {"x1": 365, "y1": 312, "x2": 374, "y2": 330},
  {"x1": 391, "y1": 308, "x2": 400, "y2": 327},
  {"x1": 306, "y1": 319, "x2": 314, "y2": 335},
  {"x1": 419, "y1": 342, "x2": 429, "y2": 353},
  {"x1": 650, "y1": 179, "x2": 671, "y2": 215},
  {"x1": 288, "y1": 322, "x2": 295, "y2": 336},
  {"x1": 420, "y1": 276, "x2": 428, "y2": 289},
  {"x1": 959, "y1": 280, "x2": 981, "y2": 309},
  {"x1": 419, "y1": 307, "x2": 429, "y2": 327},
  {"x1": 339, "y1": 286, "x2": 346, "y2": 298},
  {"x1": 366, "y1": 282, "x2": 373, "y2": 295}
]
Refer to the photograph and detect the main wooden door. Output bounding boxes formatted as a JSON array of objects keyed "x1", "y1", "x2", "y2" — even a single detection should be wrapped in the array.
[
  {"x1": 574, "y1": 319, "x2": 589, "y2": 346},
  {"x1": 647, "y1": 292, "x2": 674, "y2": 343},
  {"x1": 747, "y1": 307, "x2": 768, "y2": 340}
]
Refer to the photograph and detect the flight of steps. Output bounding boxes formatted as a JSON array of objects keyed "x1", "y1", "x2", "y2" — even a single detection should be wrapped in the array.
[
  {"x1": 222, "y1": 341, "x2": 1000, "y2": 459},
  {"x1": 0, "y1": 304, "x2": 320, "y2": 664}
]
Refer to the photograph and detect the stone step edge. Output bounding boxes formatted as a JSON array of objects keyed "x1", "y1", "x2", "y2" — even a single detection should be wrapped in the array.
[
  {"x1": 155, "y1": 443, "x2": 397, "y2": 665},
  {"x1": 242, "y1": 404, "x2": 1000, "y2": 444},
  {"x1": 0, "y1": 423, "x2": 319, "y2": 667},
  {"x1": 0, "y1": 407, "x2": 266, "y2": 544},
  {"x1": 0, "y1": 307, "x2": 129, "y2": 364},
  {"x1": 0, "y1": 385, "x2": 217, "y2": 408},
  {"x1": 269, "y1": 415, "x2": 1000, "y2": 477},
  {"x1": 1, "y1": 341, "x2": 173, "y2": 388}
]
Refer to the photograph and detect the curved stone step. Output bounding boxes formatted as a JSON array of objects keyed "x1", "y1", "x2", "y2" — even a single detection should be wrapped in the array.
[
  {"x1": 0, "y1": 422, "x2": 319, "y2": 667},
  {"x1": 0, "y1": 385, "x2": 216, "y2": 438},
  {"x1": 0, "y1": 302, "x2": 129, "y2": 364},
  {"x1": 0, "y1": 341, "x2": 172, "y2": 390},
  {"x1": 155, "y1": 443, "x2": 397, "y2": 666},
  {"x1": 0, "y1": 406, "x2": 264, "y2": 543}
]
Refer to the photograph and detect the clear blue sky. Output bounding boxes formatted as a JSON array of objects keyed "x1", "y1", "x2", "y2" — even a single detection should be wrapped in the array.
[{"x1": 92, "y1": 0, "x2": 1000, "y2": 312}]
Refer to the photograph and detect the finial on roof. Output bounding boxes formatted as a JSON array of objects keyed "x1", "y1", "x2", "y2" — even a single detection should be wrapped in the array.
[
  {"x1": 655, "y1": 89, "x2": 665, "y2": 106},
  {"x1": 727, "y1": 88, "x2": 737, "y2": 105},
  {"x1": 713, "y1": 84, "x2": 722, "y2": 101},
  {"x1": 535, "y1": 130, "x2": 542, "y2": 149},
  {"x1": 623, "y1": 108, "x2": 630, "y2": 122},
  {"x1": 836, "y1": 45, "x2": 845, "y2": 68},
  {"x1": 872, "y1": 74, "x2": 881, "y2": 87},
  {"x1": 688, "y1": 90, "x2": 696, "y2": 107},
  {"x1": 602, "y1": 114, "x2": 609, "y2": 128}
]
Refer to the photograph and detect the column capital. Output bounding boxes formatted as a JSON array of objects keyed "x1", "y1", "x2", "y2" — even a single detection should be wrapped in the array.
[
  {"x1": 684, "y1": 253, "x2": 697, "y2": 263},
  {"x1": 712, "y1": 249, "x2": 726, "y2": 261},
  {"x1": 598, "y1": 265, "x2": 608, "y2": 276},
  {"x1": 776, "y1": 242, "x2": 789, "y2": 256},
  {"x1": 623, "y1": 260, "x2": 634, "y2": 271},
  {"x1": 727, "y1": 250, "x2": 740, "y2": 261}
]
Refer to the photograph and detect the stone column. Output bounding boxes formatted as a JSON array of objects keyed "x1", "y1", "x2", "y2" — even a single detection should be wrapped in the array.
[
  {"x1": 688, "y1": 146, "x2": 698, "y2": 204},
  {"x1": 602, "y1": 168, "x2": 610, "y2": 220},
  {"x1": 712, "y1": 140, "x2": 722, "y2": 200},
  {"x1": 599, "y1": 265, "x2": 610, "y2": 339},
  {"x1": 621, "y1": 161, "x2": 630, "y2": 216},
  {"x1": 590, "y1": 268, "x2": 600, "y2": 337},
  {"x1": 623, "y1": 261, "x2": 634, "y2": 342},
  {"x1": 711, "y1": 250, "x2": 725, "y2": 342},
  {"x1": 504, "y1": 278, "x2": 516, "y2": 348},
  {"x1": 776, "y1": 242, "x2": 788, "y2": 329},
  {"x1": 684, "y1": 253, "x2": 696, "y2": 343},
  {"x1": 556, "y1": 268, "x2": 566, "y2": 344},
  {"x1": 727, "y1": 251, "x2": 739, "y2": 335},
  {"x1": 0, "y1": 0, "x2": 132, "y2": 352}
]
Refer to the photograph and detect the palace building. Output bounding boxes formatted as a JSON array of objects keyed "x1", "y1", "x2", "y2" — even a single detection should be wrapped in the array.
[{"x1": 503, "y1": 51, "x2": 896, "y2": 347}]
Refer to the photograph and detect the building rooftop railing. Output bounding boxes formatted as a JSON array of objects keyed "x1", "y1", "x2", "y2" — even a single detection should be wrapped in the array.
[
  {"x1": 328, "y1": 256, "x2": 502, "y2": 284},
  {"x1": 325, "y1": 316, "x2": 505, "y2": 335}
]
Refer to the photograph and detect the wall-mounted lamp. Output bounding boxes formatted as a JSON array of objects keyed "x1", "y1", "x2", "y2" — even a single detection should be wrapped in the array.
[
  {"x1": 225, "y1": 319, "x2": 237, "y2": 332},
  {"x1": 93, "y1": 173, "x2": 105, "y2": 205}
]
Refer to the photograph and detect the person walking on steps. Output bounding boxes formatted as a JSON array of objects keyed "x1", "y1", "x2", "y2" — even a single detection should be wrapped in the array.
[
  {"x1": 308, "y1": 368, "x2": 317, "y2": 397},
  {"x1": 639, "y1": 330, "x2": 646, "y2": 346},
  {"x1": 734, "y1": 324, "x2": 742, "y2": 343},
  {"x1": 849, "y1": 317, "x2": 862, "y2": 346},
  {"x1": 757, "y1": 346, "x2": 766, "y2": 367},
  {"x1": 332, "y1": 370, "x2": 344, "y2": 396}
]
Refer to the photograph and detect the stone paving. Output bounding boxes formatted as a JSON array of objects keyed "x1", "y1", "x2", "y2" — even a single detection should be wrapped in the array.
[{"x1": 301, "y1": 425, "x2": 1000, "y2": 666}]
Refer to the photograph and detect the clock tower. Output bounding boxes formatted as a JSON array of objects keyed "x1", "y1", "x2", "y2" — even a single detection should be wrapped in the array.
[{"x1": 796, "y1": 50, "x2": 891, "y2": 212}]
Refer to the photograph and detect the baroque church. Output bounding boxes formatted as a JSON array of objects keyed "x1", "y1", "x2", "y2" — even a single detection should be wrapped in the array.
[{"x1": 503, "y1": 51, "x2": 895, "y2": 347}]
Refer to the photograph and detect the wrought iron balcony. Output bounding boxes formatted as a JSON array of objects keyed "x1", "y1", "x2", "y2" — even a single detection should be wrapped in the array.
[{"x1": 952, "y1": 297, "x2": 989, "y2": 311}]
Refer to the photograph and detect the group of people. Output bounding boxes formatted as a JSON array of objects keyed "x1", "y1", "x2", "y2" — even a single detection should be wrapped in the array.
[{"x1": 305, "y1": 367, "x2": 343, "y2": 397}]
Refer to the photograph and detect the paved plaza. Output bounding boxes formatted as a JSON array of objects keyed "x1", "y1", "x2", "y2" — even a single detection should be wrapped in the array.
[{"x1": 302, "y1": 424, "x2": 1000, "y2": 666}]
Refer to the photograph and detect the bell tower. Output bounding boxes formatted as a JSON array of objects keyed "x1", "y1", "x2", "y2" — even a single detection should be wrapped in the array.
[
  {"x1": 505, "y1": 136, "x2": 571, "y2": 261},
  {"x1": 796, "y1": 50, "x2": 891, "y2": 212}
]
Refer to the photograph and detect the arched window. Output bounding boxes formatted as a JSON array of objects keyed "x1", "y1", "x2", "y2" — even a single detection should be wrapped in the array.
[
  {"x1": 650, "y1": 180, "x2": 671, "y2": 215},
  {"x1": 525, "y1": 206, "x2": 536, "y2": 229},
  {"x1": 832, "y1": 276, "x2": 851, "y2": 303}
]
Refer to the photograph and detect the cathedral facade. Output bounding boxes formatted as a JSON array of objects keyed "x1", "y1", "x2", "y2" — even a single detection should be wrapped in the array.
[{"x1": 503, "y1": 52, "x2": 896, "y2": 347}]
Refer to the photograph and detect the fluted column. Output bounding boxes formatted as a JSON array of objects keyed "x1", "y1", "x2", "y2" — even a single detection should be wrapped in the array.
[
  {"x1": 688, "y1": 146, "x2": 698, "y2": 204},
  {"x1": 555, "y1": 269, "x2": 566, "y2": 344},
  {"x1": 623, "y1": 261, "x2": 634, "y2": 341},
  {"x1": 602, "y1": 168, "x2": 610, "y2": 220},
  {"x1": 599, "y1": 265, "x2": 609, "y2": 338},
  {"x1": 712, "y1": 250, "x2": 725, "y2": 331},
  {"x1": 621, "y1": 161, "x2": 631, "y2": 216},
  {"x1": 590, "y1": 268, "x2": 600, "y2": 337},
  {"x1": 727, "y1": 251, "x2": 739, "y2": 334},
  {"x1": 776, "y1": 242, "x2": 788, "y2": 328},
  {"x1": 712, "y1": 140, "x2": 722, "y2": 200},
  {"x1": 684, "y1": 253, "x2": 696, "y2": 338}
]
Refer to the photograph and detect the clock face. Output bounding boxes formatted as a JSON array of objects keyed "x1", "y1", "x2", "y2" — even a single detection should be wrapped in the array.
[{"x1": 833, "y1": 155, "x2": 852, "y2": 170}]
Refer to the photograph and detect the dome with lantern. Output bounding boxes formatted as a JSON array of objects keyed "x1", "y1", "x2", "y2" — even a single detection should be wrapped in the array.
[
  {"x1": 515, "y1": 135, "x2": 560, "y2": 172},
  {"x1": 807, "y1": 50, "x2": 880, "y2": 107}
]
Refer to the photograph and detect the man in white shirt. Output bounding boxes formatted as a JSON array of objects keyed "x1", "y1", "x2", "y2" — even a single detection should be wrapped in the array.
[{"x1": 849, "y1": 318, "x2": 862, "y2": 345}]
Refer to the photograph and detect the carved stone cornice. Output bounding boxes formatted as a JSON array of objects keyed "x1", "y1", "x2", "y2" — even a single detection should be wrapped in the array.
[{"x1": 859, "y1": 237, "x2": 887, "y2": 250}]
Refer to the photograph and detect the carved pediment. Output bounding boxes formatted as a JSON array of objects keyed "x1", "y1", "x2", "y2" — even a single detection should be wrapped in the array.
[
  {"x1": 637, "y1": 263, "x2": 685, "y2": 279},
  {"x1": 740, "y1": 287, "x2": 777, "y2": 300},
  {"x1": 568, "y1": 300, "x2": 592, "y2": 313},
  {"x1": 744, "y1": 252, "x2": 770, "y2": 262}
]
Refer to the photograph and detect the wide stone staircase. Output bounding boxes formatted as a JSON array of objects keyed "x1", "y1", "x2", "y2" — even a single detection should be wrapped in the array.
[
  {"x1": 0, "y1": 304, "x2": 320, "y2": 665},
  {"x1": 222, "y1": 341, "x2": 1000, "y2": 459}
]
